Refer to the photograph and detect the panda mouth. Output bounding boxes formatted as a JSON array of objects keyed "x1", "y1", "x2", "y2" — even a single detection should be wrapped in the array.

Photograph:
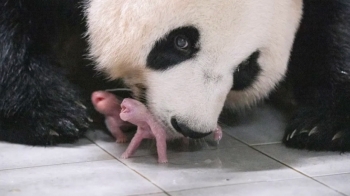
[
  {"x1": 120, "y1": 105, "x2": 130, "y2": 113},
  {"x1": 170, "y1": 117, "x2": 211, "y2": 139}
]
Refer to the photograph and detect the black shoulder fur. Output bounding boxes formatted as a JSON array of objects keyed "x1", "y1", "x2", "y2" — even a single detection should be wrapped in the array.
[{"x1": 0, "y1": 0, "x2": 118, "y2": 145}]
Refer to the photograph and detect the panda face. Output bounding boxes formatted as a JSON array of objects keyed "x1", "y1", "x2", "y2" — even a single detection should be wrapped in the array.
[
  {"x1": 145, "y1": 25, "x2": 234, "y2": 137},
  {"x1": 86, "y1": 0, "x2": 302, "y2": 138}
]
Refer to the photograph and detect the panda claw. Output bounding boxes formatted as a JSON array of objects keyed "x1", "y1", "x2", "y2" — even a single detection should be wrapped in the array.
[
  {"x1": 290, "y1": 129, "x2": 298, "y2": 139},
  {"x1": 286, "y1": 134, "x2": 291, "y2": 141},
  {"x1": 308, "y1": 126, "x2": 318, "y2": 136},
  {"x1": 285, "y1": 105, "x2": 350, "y2": 151},
  {"x1": 75, "y1": 101, "x2": 87, "y2": 110},
  {"x1": 299, "y1": 129, "x2": 309, "y2": 134},
  {"x1": 49, "y1": 130, "x2": 60, "y2": 136},
  {"x1": 332, "y1": 131, "x2": 345, "y2": 141}
]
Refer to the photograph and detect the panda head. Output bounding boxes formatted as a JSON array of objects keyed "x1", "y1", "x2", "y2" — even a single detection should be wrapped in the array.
[{"x1": 86, "y1": 0, "x2": 302, "y2": 138}]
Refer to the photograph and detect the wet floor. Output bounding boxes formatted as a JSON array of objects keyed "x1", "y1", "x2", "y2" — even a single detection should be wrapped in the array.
[{"x1": 1, "y1": 103, "x2": 349, "y2": 196}]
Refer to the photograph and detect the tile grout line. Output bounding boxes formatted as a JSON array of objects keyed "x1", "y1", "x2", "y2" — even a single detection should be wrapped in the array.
[
  {"x1": 219, "y1": 130, "x2": 348, "y2": 196},
  {"x1": 163, "y1": 177, "x2": 331, "y2": 195},
  {"x1": 174, "y1": 180, "x2": 287, "y2": 194},
  {"x1": 312, "y1": 172, "x2": 350, "y2": 178},
  {"x1": 127, "y1": 192, "x2": 171, "y2": 196},
  {"x1": 0, "y1": 159, "x2": 115, "y2": 172},
  {"x1": 251, "y1": 141, "x2": 282, "y2": 146},
  {"x1": 0, "y1": 137, "x2": 113, "y2": 172},
  {"x1": 87, "y1": 137, "x2": 171, "y2": 196},
  {"x1": 250, "y1": 145, "x2": 348, "y2": 196}
]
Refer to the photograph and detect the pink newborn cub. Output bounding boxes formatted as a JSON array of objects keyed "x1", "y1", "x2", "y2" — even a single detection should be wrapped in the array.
[
  {"x1": 120, "y1": 98, "x2": 168, "y2": 163},
  {"x1": 91, "y1": 91, "x2": 168, "y2": 163},
  {"x1": 91, "y1": 91, "x2": 129, "y2": 143}
]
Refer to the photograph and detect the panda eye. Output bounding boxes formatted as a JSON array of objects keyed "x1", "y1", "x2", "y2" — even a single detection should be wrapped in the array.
[
  {"x1": 174, "y1": 35, "x2": 190, "y2": 50},
  {"x1": 147, "y1": 26, "x2": 200, "y2": 71}
]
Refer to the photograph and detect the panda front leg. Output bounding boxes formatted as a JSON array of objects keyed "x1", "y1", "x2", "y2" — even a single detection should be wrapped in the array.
[
  {"x1": 0, "y1": 59, "x2": 90, "y2": 145},
  {"x1": 283, "y1": 0, "x2": 350, "y2": 151},
  {"x1": 0, "y1": 1, "x2": 89, "y2": 145}
]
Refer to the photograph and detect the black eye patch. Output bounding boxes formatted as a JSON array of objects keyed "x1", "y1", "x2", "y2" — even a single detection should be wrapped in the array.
[
  {"x1": 231, "y1": 51, "x2": 261, "y2": 91},
  {"x1": 146, "y1": 26, "x2": 200, "y2": 71}
]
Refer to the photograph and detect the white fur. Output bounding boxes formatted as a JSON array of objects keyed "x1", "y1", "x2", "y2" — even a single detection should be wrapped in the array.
[{"x1": 86, "y1": 0, "x2": 303, "y2": 136}]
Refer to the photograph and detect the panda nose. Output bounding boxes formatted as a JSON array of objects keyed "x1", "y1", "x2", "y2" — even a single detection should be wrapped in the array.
[{"x1": 171, "y1": 117, "x2": 211, "y2": 139}]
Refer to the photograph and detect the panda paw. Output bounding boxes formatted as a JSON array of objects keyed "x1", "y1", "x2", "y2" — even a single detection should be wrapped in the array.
[
  {"x1": 19, "y1": 83, "x2": 91, "y2": 145},
  {"x1": 283, "y1": 107, "x2": 350, "y2": 151},
  {"x1": 1, "y1": 98, "x2": 90, "y2": 146},
  {"x1": 40, "y1": 101, "x2": 90, "y2": 145}
]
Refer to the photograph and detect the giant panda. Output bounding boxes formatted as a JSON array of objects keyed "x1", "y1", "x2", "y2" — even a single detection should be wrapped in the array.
[
  {"x1": 86, "y1": 0, "x2": 350, "y2": 151},
  {"x1": 1, "y1": 0, "x2": 350, "y2": 152}
]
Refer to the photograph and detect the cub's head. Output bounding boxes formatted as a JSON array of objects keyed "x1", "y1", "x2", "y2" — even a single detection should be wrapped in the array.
[{"x1": 86, "y1": 0, "x2": 302, "y2": 138}]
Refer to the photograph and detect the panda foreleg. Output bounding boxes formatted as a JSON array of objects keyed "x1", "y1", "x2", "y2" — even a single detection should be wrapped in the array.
[
  {"x1": 0, "y1": 1, "x2": 89, "y2": 145},
  {"x1": 283, "y1": 0, "x2": 350, "y2": 151}
]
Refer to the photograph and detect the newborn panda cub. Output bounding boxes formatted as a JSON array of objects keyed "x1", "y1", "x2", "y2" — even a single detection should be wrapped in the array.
[
  {"x1": 91, "y1": 91, "x2": 222, "y2": 163},
  {"x1": 91, "y1": 91, "x2": 130, "y2": 143}
]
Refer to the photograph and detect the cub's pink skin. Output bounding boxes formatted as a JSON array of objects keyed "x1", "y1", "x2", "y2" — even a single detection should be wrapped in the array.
[
  {"x1": 214, "y1": 125, "x2": 223, "y2": 142},
  {"x1": 120, "y1": 98, "x2": 168, "y2": 163},
  {"x1": 91, "y1": 91, "x2": 129, "y2": 143}
]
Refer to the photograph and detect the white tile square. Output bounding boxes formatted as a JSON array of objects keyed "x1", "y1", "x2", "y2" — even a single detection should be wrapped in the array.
[
  {"x1": 315, "y1": 173, "x2": 350, "y2": 195},
  {"x1": 222, "y1": 104, "x2": 287, "y2": 145},
  {"x1": 0, "y1": 138, "x2": 113, "y2": 170},
  {"x1": 120, "y1": 146, "x2": 303, "y2": 192},
  {"x1": 0, "y1": 160, "x2": 161, "y2": 196},
  {"x1": 169, "y1": 178, "x2": 342, "y2": 196},
  {"x1": 256, "y1": 143, "x2": 350, "y2": 176}
]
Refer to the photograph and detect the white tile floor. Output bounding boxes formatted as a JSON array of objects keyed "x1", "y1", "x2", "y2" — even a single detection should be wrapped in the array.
[{"x1": 1, "y1": 103, "x2": 350, "y2": 196}]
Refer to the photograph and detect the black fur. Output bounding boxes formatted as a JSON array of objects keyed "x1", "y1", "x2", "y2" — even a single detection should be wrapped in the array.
[
  {"x1": 0, "y1": 0, "x2": 118, "y2": 145},
  {"x1": 284, "y1": 0, "x2": 350, "y2": 151},
  {"x1": 232, "y1": 51, "x2": 261, "y2": 91},
  {"x1": 147, "y1": 26, "x2": 200, "y2": 71}
]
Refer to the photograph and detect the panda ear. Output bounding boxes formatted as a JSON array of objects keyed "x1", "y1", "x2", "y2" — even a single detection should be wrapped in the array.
[
  {"x1": 231, "y1": 51, "x2": 261, "y2": 91},
  {"x1": 146, "y1": 26, "x2": 200, "y2": 71}
]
